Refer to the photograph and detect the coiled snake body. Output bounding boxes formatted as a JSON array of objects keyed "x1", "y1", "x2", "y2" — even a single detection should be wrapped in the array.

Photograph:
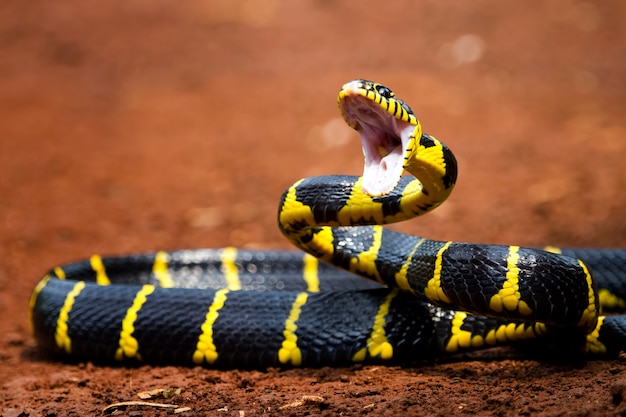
[{"x1": 30, "y1": 80, "x2": 626, "y2": 368}]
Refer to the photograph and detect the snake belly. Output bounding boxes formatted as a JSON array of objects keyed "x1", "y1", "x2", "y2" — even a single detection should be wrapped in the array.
[{"x1": 29, "y1": 80, "x2": 626, "y2": 368}]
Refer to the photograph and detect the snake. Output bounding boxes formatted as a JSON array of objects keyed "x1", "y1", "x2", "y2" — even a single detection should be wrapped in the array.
[{"x1": 29, "y1": 79, "x2": 626, "y2": 368}]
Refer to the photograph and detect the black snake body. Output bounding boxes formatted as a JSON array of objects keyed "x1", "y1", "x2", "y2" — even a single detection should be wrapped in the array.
[{"x1": 29, "y1": 80, "x2": 626, "y2": 368}]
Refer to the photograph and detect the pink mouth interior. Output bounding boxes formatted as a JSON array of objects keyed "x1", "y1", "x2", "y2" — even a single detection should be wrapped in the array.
[{"x1": 339, "y1": 88, "x2": 414, "y2": 196}]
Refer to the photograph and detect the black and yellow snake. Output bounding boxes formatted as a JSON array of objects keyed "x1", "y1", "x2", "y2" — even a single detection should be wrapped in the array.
[{"x1": 29, "y1": 80, "x2": 626, "y2": 368}]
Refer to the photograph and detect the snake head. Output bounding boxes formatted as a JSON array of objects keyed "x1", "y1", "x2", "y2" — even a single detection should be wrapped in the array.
[{"x1": 338, "y1": 79, "x2": 421, "y2": 197}]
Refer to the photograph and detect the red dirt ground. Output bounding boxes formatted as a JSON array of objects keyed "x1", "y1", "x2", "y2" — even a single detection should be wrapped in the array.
[{"x1": 2, "y1": 1, "x2": 626, "y2": 416}]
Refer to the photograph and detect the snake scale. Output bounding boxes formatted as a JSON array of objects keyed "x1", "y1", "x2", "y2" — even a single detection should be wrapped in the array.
[{"x1": 29, "y1": 79, "x2": 626, "y2": 368}]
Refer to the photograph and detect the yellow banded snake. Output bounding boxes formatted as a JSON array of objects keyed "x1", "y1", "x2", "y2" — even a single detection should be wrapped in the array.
[{"x1": 29, "y1": 80, "x2": 626, "y2": 367}]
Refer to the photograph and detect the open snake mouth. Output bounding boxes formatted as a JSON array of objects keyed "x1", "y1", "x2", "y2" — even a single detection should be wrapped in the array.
[{"x1": 338, "y1": 80, "x2": 415, "y2": 196}]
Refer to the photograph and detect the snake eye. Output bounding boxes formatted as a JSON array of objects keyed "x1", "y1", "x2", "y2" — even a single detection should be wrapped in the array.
[{"x1": 375, "y1": 85, "x2": 394, "y2": 99}]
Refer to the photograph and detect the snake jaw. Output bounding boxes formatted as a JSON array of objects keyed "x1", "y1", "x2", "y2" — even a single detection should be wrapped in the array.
[{"x1": 338, "y1": 80, "x2": 415, "y2": 197}]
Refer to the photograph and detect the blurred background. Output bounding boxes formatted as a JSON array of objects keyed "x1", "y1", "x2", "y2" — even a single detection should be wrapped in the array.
[
  {"x1": 1, "y1": 1, "x2": 625, "y2": 309},
  {"x1": 2, "y1": 2, "x2": 625, "y2": 412}
]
